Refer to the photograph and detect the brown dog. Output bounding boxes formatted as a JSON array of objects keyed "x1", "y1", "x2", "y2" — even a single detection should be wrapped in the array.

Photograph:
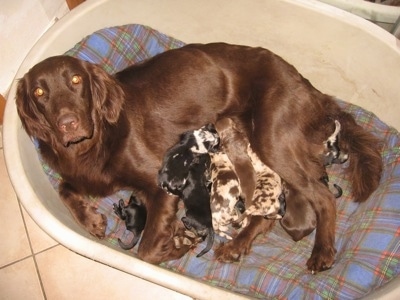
[{"x1": 15, "y1": 43, "x2": 382, "y2": 272}]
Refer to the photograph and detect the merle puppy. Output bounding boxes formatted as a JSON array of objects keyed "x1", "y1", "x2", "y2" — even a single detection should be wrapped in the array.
[
  {"x1": 233, "y1": 145, "x2": 287, "y2": 225},
  {"x1": 209, "y1": 150, "x2": 245, "y2": 239},
  {"x1": 113, "y1": 195, "x2": 147, "y2": 250}
]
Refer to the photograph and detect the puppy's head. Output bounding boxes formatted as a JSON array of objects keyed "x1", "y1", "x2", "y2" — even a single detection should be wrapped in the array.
[
  {"x1": 192, "y1": 123, "x2": 220, "y2": 153},
  {"x1": 158, "y1": 142, "x2": 196, "y2": 195}
]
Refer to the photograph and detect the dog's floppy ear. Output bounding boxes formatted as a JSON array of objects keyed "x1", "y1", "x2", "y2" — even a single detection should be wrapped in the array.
[
  {"x1": 86, "y1": 62, "x2": 125, "y2": 124},
  {"x1": 15, "y1": 75, "x2": 53, "y2": 143}
]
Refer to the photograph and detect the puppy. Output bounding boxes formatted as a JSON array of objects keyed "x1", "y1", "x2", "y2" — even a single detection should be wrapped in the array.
[
  {"x1": 320, "y1": 120, "x2": 347, "y2": 198},
  {"x1": 158, "y1": 124, "x2": 219, "y2": 257},
  {"x1": 158, "y1": 123, "x2": 219, "y2": 194},
  {"x1": 320, "y1": 174, "x2": 343, "y2": 198},
  {"x1": 323, "y1": 120, "x2": 349, "y2": 166},
  {"x1": 209, "y1": 151, "x2": 245, "y2": 239},
  {"x1": 209, "y1": 118, "x2": 256, "y2": 239},
  {"x1": 180, "y1": 155, "x2": 215, "y2": 257},
  {"x1": 234, "y1": 145, "x2": 286, "y2": 225},
  {"x1": 113, "y1": 195, "x2": 147, "y2": 250}
]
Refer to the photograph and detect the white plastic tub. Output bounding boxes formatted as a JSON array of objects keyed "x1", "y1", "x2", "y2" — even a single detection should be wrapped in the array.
[
  {"x1": 3, "y1": 0, "x2": 400, "y2": 298},
  {"x1": 318, "y1": 0, "x2": 400, "y2": 32}
]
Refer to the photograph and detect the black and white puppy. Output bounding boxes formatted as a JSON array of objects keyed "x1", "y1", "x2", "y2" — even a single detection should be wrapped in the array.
[
  {"x1": 323, "y1": 120, "x2": 349, "y2": 166},
  {"x1": 158, "y1": 124, "x2": 220, "y2": 257},
  {"x1": 158, "y1": 123, "x2": 220, "y2": 194},
  {"x1": 320, "y1": 119, "x2": 348, "y2": 198},
  {"x1": 320, "y1": 174, "x2": 343, "y2": 198},
  {"x1": 113, "y1": 195, "x2": 147, "y2": 250},
  {"x1": 180, "y1": 154, "x2": 215, "y2": 257}
]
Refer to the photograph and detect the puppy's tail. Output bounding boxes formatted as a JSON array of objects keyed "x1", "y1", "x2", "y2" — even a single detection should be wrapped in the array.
[
  {"x1": 118, "y1": 235, "x2": 141, "y2": 250},
  {"x1": 197, "y1": 227, "x2": 215, "y2": 257},
  {"x1": 338, "y1": 111, "x2": 383, "y2": 202}
]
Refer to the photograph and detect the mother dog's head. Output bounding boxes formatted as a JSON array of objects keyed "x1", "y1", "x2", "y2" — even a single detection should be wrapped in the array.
[{"x1": 15, "y1": 56, "x2": 125, "y2": 148}]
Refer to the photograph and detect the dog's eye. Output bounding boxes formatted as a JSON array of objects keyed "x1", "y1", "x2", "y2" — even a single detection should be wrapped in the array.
[
  {"x1": 33, "y1": 87, "x2": 44, "y2": 97},
  {"x1": 71, "y1": 75, "x2": 82, "y2": 84}
]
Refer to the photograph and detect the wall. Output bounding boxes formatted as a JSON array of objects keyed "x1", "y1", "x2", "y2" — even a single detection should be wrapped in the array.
[{"x1": 0, "y1": 0, "x2": 70, "y2": 96}]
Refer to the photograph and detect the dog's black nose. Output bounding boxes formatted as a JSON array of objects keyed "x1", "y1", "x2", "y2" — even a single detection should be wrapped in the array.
[{"x1": 57, "y1": 113, "x2": 79, "y2": 133}]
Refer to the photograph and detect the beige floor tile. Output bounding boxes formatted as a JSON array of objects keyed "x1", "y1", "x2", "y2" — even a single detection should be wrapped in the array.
[
  {"x1": 36, "y1": 245, "x2": 192, "y2": 300},
  {"x1": 0, "y1": 150, "x2": 31, "y2": 267},
  {"x1": 21, "y1": 206, "x2": 58, "y2": 254},
  {"x1": 0, "y1": 257, "x2": 44, "y2": 300}
]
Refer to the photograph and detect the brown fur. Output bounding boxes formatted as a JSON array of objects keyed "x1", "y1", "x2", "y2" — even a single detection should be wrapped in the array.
[
  {"x1": 215, "y1": 118, "x2": 285, "y2": 226},
  {"x1": 16, "y1": 43, "x2": 382, "y2": 272},
  {"x1": 215, "y1": 118, "x2": 256, "y2": 208}
]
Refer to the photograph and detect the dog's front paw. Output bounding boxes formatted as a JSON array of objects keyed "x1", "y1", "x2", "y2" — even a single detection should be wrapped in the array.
[
  {"x1": 83, "y1": 209, "x2": 107, "y2": 239},
  {"x1": 214, "y1": 241, "x2": 243, "y2": 263},
  {"x1": 306, "y1": 246, "x2": 336, "y2": 274}
]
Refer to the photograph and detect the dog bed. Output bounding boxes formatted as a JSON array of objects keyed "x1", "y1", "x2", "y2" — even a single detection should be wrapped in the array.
[{"x1": 35, "y1": 24, "x2": 400, "y2": 299}]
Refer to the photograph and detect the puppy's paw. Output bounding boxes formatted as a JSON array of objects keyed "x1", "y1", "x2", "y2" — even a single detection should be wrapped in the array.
[
  {"x1": 112, "y1": 199, "x2": 126, "y2": 220},
  {"x1": 173, "y1": 228, "x2": 202, "y2": 249},
  {"x1": 306, "y1": 246, "x2": 336, "y2": 274}
]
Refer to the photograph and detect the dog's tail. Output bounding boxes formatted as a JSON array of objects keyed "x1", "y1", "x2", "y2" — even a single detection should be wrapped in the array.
[{"x1": 338, "y1": 111, "x2": 383, "y2": 202}]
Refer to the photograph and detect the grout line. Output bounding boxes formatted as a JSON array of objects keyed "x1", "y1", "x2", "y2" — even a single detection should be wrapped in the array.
[
  {"x1": 0, "y1": 255, "x2": 33, "y2": 270},
  {"x1": 17, "y1": 198, "x2": 48, "y2": 300}
]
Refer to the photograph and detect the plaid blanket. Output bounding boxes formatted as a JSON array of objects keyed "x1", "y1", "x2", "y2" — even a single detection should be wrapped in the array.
[{"x1": 36, "y1": 24, "x2": 400, "y2": 299}]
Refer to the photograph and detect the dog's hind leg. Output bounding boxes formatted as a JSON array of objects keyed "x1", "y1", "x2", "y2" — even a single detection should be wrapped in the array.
[{"x1": 304, "y1": 181, "x2": 337, "y2": 273}]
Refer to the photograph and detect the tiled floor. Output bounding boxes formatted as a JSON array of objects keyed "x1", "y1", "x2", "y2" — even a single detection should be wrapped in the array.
[{"x1": 0, "y1": 126, "x2": 192, "y2": 299}]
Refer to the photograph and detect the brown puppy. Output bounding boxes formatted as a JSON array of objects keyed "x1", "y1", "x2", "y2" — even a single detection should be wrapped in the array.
[{"x1": 16, "y1": 43, "x2": 382, "y2": 272}]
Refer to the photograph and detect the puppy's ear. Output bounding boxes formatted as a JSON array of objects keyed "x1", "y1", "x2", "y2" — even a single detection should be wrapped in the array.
[
  {"x1": 86, "y1": 62, "x2": 125, "y2": 124},
  {"x1": 15, "y1": 76, "x2": 53, "y2": 143},
  {"x1": 205, "y1": 123, "x2": 216, "y2": 132}
]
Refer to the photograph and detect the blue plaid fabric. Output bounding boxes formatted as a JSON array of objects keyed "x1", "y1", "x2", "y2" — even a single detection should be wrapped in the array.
[{"x1": 35, "y1": 24, "x2": 400, "y2": 299}]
